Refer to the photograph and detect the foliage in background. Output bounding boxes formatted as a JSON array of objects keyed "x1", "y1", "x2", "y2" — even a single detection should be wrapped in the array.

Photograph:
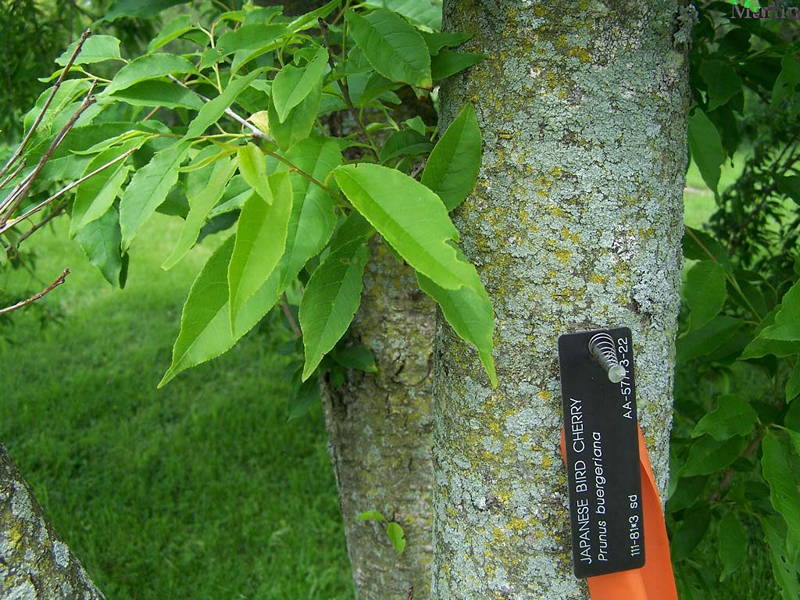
[{"x1": 671, "y1": 2, "x2": 800, "y2": 597}]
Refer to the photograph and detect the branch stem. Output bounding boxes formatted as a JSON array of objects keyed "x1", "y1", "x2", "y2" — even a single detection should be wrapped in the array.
[{"x1": 0, "y1": 269, "x2": 70, "y2": 315}]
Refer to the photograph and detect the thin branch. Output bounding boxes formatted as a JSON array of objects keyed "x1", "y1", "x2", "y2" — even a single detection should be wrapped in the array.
[
  {"x1": 14, "y1": 205, "x2": 66, "y2": 247},
  {"x1": 0, "y1": 29, "x2": 92, "y2": 181},
  {"x1": 0, "y1": 269, "x2": 70, "y2": 316},
  {"x1": 0, "y1": 159, "x2": 27, "y2": 191},
  {"x1": 0, "y1": 145, "x2": 135, "y2": 236},
  {"x1": 167, "y1": 75, "x2": 266, "y2": 139},
  {"x1": 281, "y1": 294, "x2": 302, "y2": 337},
  {"x1": 0, "y1": 87, "x2": 97, "y2": 223},
  {"x1": 264, "y1": 149, "x2": 337, "y2": 196}
]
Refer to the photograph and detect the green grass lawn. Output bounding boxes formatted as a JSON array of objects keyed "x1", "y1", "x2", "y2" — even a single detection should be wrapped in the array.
[{"x1": 1, "y1": 215, "x2": 353, "y2": 600}]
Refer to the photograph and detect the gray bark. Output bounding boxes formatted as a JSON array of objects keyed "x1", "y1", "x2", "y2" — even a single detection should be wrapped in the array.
[
  {"x1": 322, "y1": 237, "x2": 436, "y2": 600},
  {"x1": 431, "y1": 1, "x2": 692, "y2": 598},
  {"x1": 0, "y1": 444, "x2": 105, "y2": 600}
]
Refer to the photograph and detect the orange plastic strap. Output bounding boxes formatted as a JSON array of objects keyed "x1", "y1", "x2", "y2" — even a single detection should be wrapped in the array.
[{"x1": 560, "y1": 427, "x2": 678, "y2": 600}]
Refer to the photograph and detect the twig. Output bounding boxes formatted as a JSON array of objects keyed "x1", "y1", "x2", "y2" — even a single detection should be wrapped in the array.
[
  {"x1": 318, "y1": 18, "x2": 380, "y2": 161},
  {"x1": 167, "y1": 75, "x2": 265, "y2": 139},
  {"x1": 0, "y1": 87, "x2": 97, "y2": 223},
  {"x1": 0, "y1": 145, "x2": 134, "y2": 236},
  {"x1": 0, "y1": 159, "x2": 27, "y2": 191},
  {"x1": 281, "y1": 294, "x2": 302, "y2": 337},
  {"x1": 264, "y1": 149, "x2": 337, "y2": 196},
  {"x1": 0, "y1": 269, "x2": 70, "y2": 315},
  {"x1": 0, "y1": 29, "x2": 92, "y2": 181},
  {"x1": 14, "y1": 205, "x2": 66, "y2": 247}
]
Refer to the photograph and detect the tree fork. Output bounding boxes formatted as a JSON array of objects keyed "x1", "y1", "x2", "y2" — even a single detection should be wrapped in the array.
[{"x1": 431, "y1": 1, "x2": 692, "y2": 597}]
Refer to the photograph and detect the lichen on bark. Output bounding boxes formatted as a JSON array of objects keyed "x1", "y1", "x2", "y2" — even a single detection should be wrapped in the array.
[
  {"x1": 1, "y1": 444, "x2": 105, "y2": 600},
  {"x1": 431, "y1": 1, "x2": 691, "y2": 598},
  {"x1": 321, "y1": 237, "x2": 437, "y2": 600}
]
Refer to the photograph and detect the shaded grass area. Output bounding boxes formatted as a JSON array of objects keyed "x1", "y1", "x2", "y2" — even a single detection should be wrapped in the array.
[{"x1": 1, "y1": 216, "x2": 354, "y2": 600}]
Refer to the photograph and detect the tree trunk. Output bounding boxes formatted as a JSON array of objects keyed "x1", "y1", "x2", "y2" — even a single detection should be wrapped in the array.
[
  {"x1": 322, "y1": 237, "x2": 436, "y2": 600},
  {"x1": 431, "y1": 1, "x2": 692, "y2": 598},
  {"x1": 0, "y1": 444, "x2": 105, "y2": 599}
]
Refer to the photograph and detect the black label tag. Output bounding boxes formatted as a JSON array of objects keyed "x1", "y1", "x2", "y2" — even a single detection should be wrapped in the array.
[{"x1": 558, "y1": 327, "x2": 644, "y2": 578}]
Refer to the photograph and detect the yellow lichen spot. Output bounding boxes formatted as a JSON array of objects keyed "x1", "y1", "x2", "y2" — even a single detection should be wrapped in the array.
[
  {"x1": 549, "y1": 166, "x2": 564, "y2": 178},
  {"x1": 591, "y1": 273, "x2": 609, "y2": 284},
  {"x1": 538, "y1": 389, "x2": 553, "y2": 402},
  {"x1": 547, "y1": 205, "x2": 567, "y2": 218},
  {"x1": 496, "y1": 490, "x2": 511, "y2": 504},
  {"x1": 493, "y1": 525, "x2": 507, "y2": 543},
  {"x1": 561, "y1": 227, "x2": 580, "y2": 243},
  {"x1": 541, "y1": 454, "x2": 553, "y2": 468},
  {"x1": 567, "y1": 47, "x2": 592, "y2": 63},
  {"x1": 489, "y1": 421, "x2": 501, "y2": 435},
  {"x1": 555, "y1": 249, "x2": 571, "y2": 263},
  {"x1": 509, "y1": 518, "x2": 527, "y2": 531}
]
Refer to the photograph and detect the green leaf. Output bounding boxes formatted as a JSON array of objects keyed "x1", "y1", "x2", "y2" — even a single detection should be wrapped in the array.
[
  {"x1": 163, "y1": 156, "x2": 238, "y2": 270},
  {"x1": 107, "y1": 80, "x2": 204, "y2": 110},
  {"x1": 76, "y1": 207, "x2": 126, "y2": 287},
  {"x1": 104, "y1": 0, "x2": 190, "y2": 20},
  {"x1": 422, "y1": 31, "x2": 472, "y2": 55},
  {"x1": 331, "y1": 344, "x2": 377, "y2": 372},
  {"x1": 700, "y1": 58, "x2": 743, "y2": 112},
  {"x1": 332, "y1": 163, "x2": 479, "y2": 292},
  {"x1": 670, "y1": 503, "x2": 711, "y2": 561},
  {"x1": 684, "y1": 260, "x2": 728, "y2": 330},
  {"x1": 386, "y1": 521, "x2": 406, "y2": 555},
  {"x1": 346, "y1": 8, "x2": 432, "y2": 88},
  {"x1": 216, "y1": 24, "x2": 288, "y2": 55},
  {"x1": 718, "y1": 512, "x2": 747, "y2": 581},
  {"x1": 147, "y1": 15, "x2": 195, "y2": 52},
  {"x1": 681, "y1": 435, "x2": 748, "y2": 476},
  {"x1": 288, "y1": 0, "x2": 341, "y2": 32},
  {"x1": 683, "y1": 227, "x2": 734, "y2": 273},
  {"x1": 379, "y1": 129, "x2": 432, "y2": 163},
  {"x1": 741, "y1": 307, "x2": 800, "y2": 359},
  {"x1": 357, "y1": 510, "x2": 385, "y2": 522},
  {"x1": 104, "y1": 54, "x2": 196, "y2": 95},
  {"x1": 276, "y1": 138, "x2": 341, "y2": 287},
  {"x1": 228, "y1": 173, "x2": 293, "y2": 327},
  {"x1": 184, "y1": 69, "x2": 264, "y2": 138},
  {"x1": 761, "y1": 515, "x2": 800, "y2": 600},
  {"x1": 299, "y1": 239, "x2": 369, "y2": 380},
  {"x1": 159, "y1": 236, "x2": 284, "y2": 387},
  {"x1": 119, "y1": 140, "x2": 190, "y2": 248},
  {"x1": 272, "y1": 47, "x2": 328, "y2": 122},
  {"x1": 362, "y1": 0, "x2": 442, "y2": 29},
  {"x1": 762, "y1": 431, "x2": 800, "y2": 546},
  {"x1": 237, "y1": 143, "x2": 272, "y2": 204},
  {"x1": 777, "y1": 175, "x2": 800, "y2": 204},
  {"x1": 431, "y1": 50, "x2": 485, "y2": 81},
  {"x1": 56, "y1": 35, "x2": 121, "y2": 66},
  {"x1": 786, "y1": 363, "x2": 800, "y2": 404},
  {"x1": 692, "y1": 394, "x2": 758, "y2": 441},
  {"x1": 417, "y1": 271, "x2": 497, "y2": 387},
  {"x1": 70, "y1": 140, "x2": 142, "y2": 236},
  {"x1": 422, "y1": 104, "x2": 482, "y2": 211},
  {"x1": 677, "y1": 316, "x2": 743, "y2": 363},
  {"x1": 267, "y1": 81, "x2": 322, "y2": 150},
  {"x1": 288, "y1": 375, "x2": 321, "y2": 420},
  {"x1": 759, "y1": 281, "x2": 800, "y2": 341},
  {"x1": 688, "y1": 108, "x2": 725, "y2": 194},
  {"x1": 771, "y1": 56, "x2": 800, "y2": 111}
]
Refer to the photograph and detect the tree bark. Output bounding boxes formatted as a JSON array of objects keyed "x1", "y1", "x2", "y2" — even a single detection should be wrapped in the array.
[
  {"x1": 322, "y1": 237, "x2": 436, "y2": 600},
  {"x1": 431, "y1": 1, "x2": 692, "y2": 598},
  {"x1": 0, "y1": 444, "x2": 105, "y2": 599}
]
